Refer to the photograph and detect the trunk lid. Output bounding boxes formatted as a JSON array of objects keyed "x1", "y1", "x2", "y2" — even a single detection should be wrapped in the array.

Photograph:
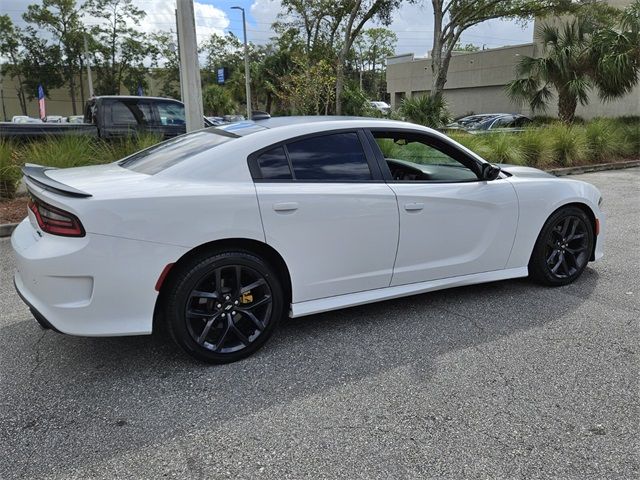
[{"x1": 24, "y1": 163, "x2": 150, "y2": 199}]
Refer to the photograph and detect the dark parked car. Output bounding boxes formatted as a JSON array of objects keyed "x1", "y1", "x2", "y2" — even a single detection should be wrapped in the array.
[
  {"x1": 0, "y1": 96, "x2": 212, "y2": 140},
  {"x1": 468, "y1": 114, "x2": 532, "y2": 134}
]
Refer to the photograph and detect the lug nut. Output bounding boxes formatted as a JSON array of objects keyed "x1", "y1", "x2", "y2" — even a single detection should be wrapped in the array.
[{"x1": 234, "y1": 300, "x2": 239, "y2": 305}]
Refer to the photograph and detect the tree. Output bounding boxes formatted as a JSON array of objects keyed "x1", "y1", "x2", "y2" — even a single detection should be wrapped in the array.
[
  {"x1": 85, "y1": 0, "x2": 149, "y2": 95},
  {"x1": 399, "y1": 93, "x2": 451, "y2": 127},
  {"x1": 22, "y1": 0, "x2": 85, "y2": 114},
  {"x1": 279, "y1": 57, "x2": 336, "y2": 114},
  {"x1": 202, "y1": 84, "x2": 237, "y2": 116},
  {"x1": 507, "y1": 2, "x2": 640, "y2": 123},
  {"x1": 429, "y1": 0, "x2": 572, "y2": 100},
  {"x1": 0, "y1": 15, "x2": 28, "y2": 115},
  {"x1": 353, "y1": 28, "x2": 397, "y2": 96},
  {"x1": 150, "y1": 32, "x2": 181, "y2": 99},
  {"x1": 278, "y1": 0, "x2": 405, "y2": 114},
  {"x1": 333, "y1": 0, "x2": 404, "y2": 114}
]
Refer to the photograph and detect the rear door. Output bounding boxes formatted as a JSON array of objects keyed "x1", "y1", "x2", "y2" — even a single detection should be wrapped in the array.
[{"x1": 252, "y1": 130, "x2": 399, "y2": 303}]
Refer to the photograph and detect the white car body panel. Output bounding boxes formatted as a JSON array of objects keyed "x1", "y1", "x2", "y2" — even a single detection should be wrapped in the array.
[
  {"x1": 291, "y1": 267, "x2": 529, "y2": 317},
  {"x1": 256, "y1": 182, "x2": 399, "y2": 302},
  {"x1": 11, "y1": 118, "x2": 605, "y2": 337},
  {"x1": 12, "y1": 218, "x2": 187, "y2": 336},
  {"x1": 388, "y1": 178, "x2": 519, "y2": 285}
]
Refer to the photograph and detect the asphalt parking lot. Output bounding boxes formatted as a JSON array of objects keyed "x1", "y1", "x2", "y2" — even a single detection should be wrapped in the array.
[{"x1": 1, "y1": 168, "x2": 638, "y2": 479}]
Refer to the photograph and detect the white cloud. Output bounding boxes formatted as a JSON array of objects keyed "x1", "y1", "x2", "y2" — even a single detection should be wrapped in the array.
[{"x1": 2, "y1": 0, "x2": 229, "y2": 45}]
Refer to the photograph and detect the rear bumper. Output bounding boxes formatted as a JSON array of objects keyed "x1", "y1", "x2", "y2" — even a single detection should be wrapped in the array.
[
  {"x1": 13, "y1": 277, "x2": 61, "y2": 332},
  {"x1": 11, "y1": 219, "x2": 188, "y2": 336}
]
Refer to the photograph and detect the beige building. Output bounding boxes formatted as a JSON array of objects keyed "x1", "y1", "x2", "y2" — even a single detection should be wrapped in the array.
[{"x1": 386, "y1": 0, "x2": 640, "y2": 119}]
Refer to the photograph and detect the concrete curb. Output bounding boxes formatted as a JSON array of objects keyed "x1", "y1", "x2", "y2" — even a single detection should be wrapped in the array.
[
  {"x1": 1, "y1": 160, "x2": 639, "y2": 238},
  {"x1": 0, "y1": 223, "x2": 18, "y2": 238},
  {"x1": 548, "y1": 160, "x2": 640, "y2": 176}
]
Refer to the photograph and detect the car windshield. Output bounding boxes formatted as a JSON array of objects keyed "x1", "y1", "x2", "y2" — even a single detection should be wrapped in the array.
[{"x1": 118, "y1": 128, "x2": 238, "y2": 175}]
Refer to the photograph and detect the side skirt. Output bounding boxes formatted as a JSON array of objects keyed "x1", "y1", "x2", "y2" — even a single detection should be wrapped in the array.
[{"x1": 290, "y1": 267, "x2": 529, "y2": 318}]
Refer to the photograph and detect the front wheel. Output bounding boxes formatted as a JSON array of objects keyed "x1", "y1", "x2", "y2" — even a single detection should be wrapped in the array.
[
  {"x1": 529, "y1": 206, "x2": 594, "y2": 286},
  {"x1": 163, "y1": 251, "x2": 285, "y2": 363}
]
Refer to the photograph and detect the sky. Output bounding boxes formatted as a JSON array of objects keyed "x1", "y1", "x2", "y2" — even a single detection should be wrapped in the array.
[{"x1": 2, "y1": 0, "x2": 535, "y2": 58}]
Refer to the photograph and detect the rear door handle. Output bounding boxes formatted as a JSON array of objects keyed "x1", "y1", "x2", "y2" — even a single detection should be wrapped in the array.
[
  {"x1": 273, "y1": 202, "x2": 299, "y2": 212},
  {"x1": 404, "y1": 202, "x2": 424, "y2": 212}
]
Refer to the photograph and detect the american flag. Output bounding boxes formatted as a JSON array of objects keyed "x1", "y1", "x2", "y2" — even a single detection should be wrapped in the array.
[{"x1": 38, "y1": 84, "x2": 46, "y2": 120}]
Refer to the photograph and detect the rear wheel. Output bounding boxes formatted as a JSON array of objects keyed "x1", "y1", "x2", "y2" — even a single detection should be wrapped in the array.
[
  {"x1": 164, "y1": 251, "x2": 284, "y2": 363},
  {"x1": 529, "y1": 206, "x2": 594, "y2": 286}
]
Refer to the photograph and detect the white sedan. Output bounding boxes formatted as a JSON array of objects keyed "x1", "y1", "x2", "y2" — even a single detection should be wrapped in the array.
[{"x1": 12, "y1": 117, "x2": 605, "y2": 363}]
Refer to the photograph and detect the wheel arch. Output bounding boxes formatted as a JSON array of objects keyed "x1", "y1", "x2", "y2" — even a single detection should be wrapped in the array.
[
  {"x1": 535, "y1": 201, "x2": 598, "y2": 263},
  {"x1": 152, "y1": 238, "x2": 293, "y2": 332}
]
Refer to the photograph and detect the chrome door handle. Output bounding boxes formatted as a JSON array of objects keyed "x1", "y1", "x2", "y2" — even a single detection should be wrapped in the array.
[
  {"x1": 404, "y1": 202, "x2": 424, "y2": 211},
  {"x1": 273, "y1": 202, "x2": 299, "y2": 212}
]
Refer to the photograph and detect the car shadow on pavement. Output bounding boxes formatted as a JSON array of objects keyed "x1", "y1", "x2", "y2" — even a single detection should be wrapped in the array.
[{"x1": 0, "y1": 268, "x2": 599, "y2": 478}]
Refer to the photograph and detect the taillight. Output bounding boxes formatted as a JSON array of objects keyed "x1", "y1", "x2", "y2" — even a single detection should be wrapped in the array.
[{"x1": 28, "y1": 196, "x2": 85, "y2": 237}]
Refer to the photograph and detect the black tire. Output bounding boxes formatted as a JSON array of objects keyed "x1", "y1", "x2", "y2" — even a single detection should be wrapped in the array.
[
  {"x1": 529, "y1": 206, "x2": 594, "y2": 286},
  {"x1": 163, "y1": 250, "x2": 285, "y2": 363}
]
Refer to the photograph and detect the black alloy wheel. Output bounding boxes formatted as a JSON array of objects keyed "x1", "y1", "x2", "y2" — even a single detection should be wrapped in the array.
[
  {"x1": 529, "y1": 206, "x2": 594, "y2": 286},
  {"x1": 164, "y1": 251, "x2": 284, "y2": 363}
]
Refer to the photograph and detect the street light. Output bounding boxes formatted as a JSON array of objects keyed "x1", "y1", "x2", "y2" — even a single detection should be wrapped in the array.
[{"x1": 231, "y1": 6, "x2": 252, "y2": 119}]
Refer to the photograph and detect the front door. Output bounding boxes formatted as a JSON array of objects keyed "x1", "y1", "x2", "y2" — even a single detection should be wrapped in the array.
[{"x1": 367, "y1": 129, "x2": 519, "y2": 286}]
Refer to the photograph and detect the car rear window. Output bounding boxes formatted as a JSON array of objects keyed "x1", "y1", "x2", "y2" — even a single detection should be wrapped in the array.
[{"x1": 118, "y1": 129, "x2": 237, "y2": 175}]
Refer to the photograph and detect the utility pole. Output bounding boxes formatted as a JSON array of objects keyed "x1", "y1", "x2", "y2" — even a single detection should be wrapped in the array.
[
  {"x1": 176, "y1": 0, "x2": 204, "y2": 132},
  {"x1": 232, "y1": 6, "x2": 251, "y2": 119},
  {"x1": 84, "y1": 34, "x2": 94, "y2": 98},
  {"x1": 174, "y1": 9, "x2": 183, "y2": 102}
]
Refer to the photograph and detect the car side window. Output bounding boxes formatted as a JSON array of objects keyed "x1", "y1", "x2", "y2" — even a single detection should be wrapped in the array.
[
  {"x1": 156, "y1": 102, "x2": 185, "y2": 126},
  {"x1": 372, "y1": 131, "x2": 479, "y2": 182},
  {"x1": 285, "y1": 132, "x2": 371, "y2": 181},
  {"x1": 111, "y1": 100, "x2": 153, "y2": 126},
  {"x1": 257, "y1": 146, "x2": 292, "y2": 180},
  {"x1": 492, "y1": 116, "x2": 515, "y2": 128}
]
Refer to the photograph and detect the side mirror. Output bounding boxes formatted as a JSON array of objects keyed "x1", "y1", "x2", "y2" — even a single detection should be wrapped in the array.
[{"x1": 481, "y1": 163, "x2": 501, "y2": 181}]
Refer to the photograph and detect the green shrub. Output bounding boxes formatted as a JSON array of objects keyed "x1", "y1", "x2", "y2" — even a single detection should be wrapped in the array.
[
  {"x1": 341, "y1": 84, "x2": 377, "y2": 117},
  {"x1": 585, "y1": 119, "x2": 627, "y2": 162},
  {"x1": 17, "y1": 135, "x2": 103, "y2": 168},
  {"x1": 0, "y1": 140, "x2": 21, "y2": 199},
  {"x1": 447, "y1": 132, "x2": 492, "y2": 158},
  {"x1": 399, "y1": 93, "x2": 450, "y2": 127},
  {"x1": 481, "y1": 134, "x2": 525, "y2": 165},
  {"x1": 547, "y1": 124, "x2": 589, "y2": 166},
  {"x1": 621, "y1": 121, "x2": 640, "y2": 157},
  {"x1": 103, "y1": 133, "x2": 164, "y2": 162},
  {"x1": 518, "y1": 128, "x2": 554, "y2": 167}
]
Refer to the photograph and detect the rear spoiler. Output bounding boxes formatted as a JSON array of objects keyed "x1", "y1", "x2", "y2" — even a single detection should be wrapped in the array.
[{"x1": 22, "y1": 164, "x2": 92, "y2": 198}]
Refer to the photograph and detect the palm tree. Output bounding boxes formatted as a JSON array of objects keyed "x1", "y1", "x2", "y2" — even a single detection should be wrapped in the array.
[
  {"x1": 507, "y1": 1, "x2": 640, "y2": 123},
  {"x1": 399, "y1": 93, "x2": 451, "y2": 128}
]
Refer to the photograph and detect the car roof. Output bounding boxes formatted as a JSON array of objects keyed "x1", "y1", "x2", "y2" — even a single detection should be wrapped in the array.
[
  {"x1": 91, "y1": 95, "x2": 182, "y2": 102},
  {"x1": 215, "y1": 116, "x2": 397, "y2": 137}
]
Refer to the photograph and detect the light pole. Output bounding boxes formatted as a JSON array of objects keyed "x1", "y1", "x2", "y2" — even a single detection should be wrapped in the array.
[{"x1": 231, "y1": 6, "x2": 251, "y2": 119}]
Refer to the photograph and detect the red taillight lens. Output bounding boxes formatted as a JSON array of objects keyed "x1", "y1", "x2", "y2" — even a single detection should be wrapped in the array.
[{"x1": 28, "y1": 196, "x2": 85, "y2": 237}]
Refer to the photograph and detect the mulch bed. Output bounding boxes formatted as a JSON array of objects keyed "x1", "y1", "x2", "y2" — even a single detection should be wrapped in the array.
[{"x1": 0, "y1": 196, "x2": 28, "y2": 224}]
